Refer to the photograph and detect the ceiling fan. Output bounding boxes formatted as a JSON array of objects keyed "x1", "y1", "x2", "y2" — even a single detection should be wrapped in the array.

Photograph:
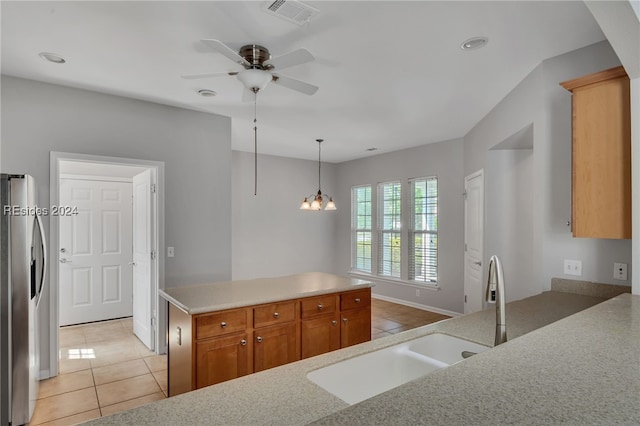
[{"x1": 183, "y1": 39, "x2": 319, "y2": 99}]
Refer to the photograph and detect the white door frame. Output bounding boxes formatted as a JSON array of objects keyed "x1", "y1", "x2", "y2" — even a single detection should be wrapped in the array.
[{"x1": 49, "y1": 152, "x2": 166, "y2": 377}]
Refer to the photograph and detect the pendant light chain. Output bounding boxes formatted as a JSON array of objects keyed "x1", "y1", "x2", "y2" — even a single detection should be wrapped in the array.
[{"x1": 317, "y1": 139, "x2": 322, "y2": 192}]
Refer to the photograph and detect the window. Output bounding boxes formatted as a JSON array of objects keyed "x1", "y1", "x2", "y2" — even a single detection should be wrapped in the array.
[
  {"x1": 409, "y1": 177, "x2": 438, "y2": 282},
  {"x1": 351, "y1": 185, "x2": 372, "y2": 272},
  {"x1": 378, "y1": 182, "x2": 402, "y2": 278},
  {"x1": 350, "y1": 177, "x2": 438, "y2": 286}
]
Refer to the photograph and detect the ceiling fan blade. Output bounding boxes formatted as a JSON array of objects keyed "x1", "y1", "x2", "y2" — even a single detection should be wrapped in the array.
[
  {"x1": 181, "y1": 71, "x2": 237, "y2": 80},
  {"x1": 265, "y1": 48, "x2": 314, "y2": 70},
  {"x1": 201, "y1": 39, "x2": 250, "y2": 67},
  {"x1": 271, "y1": 74, "x2": 318, "y2": 95}
]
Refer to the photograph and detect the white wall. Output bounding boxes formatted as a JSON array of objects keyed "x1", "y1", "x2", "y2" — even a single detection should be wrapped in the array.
[
  {"x1": 486, "y1": 148, "x2": 534, "y2": 303},
  {"x1": 334, "y1": 139, "x2": 465, "y2": 314},
  {"x1": 464, "y1": 40, "x2": 631, "y2": 301},
  {"x1": 232, "y1": 151, "x2": 338, "y2": 280},
  {"x1": 1, "y1": 76, "x2": 232, "y2": 376}
]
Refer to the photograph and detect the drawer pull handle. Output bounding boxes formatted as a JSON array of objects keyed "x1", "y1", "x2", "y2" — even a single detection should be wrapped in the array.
[
  {"x1": 355, "y1": 298, "x2": 361, "y2": 303},
  {"x1": 257, "y1": 336, "x2": 263, "y2": 343},
  {"x1": 331, "y1": 320, "x2": 337, "y2": 326},
  {"x1": 317, "y1": 304, "x2": 324, "y2": 310},
  {"x1": 273, "y1": 312, "x2": 279, "y2": 318},
  {"x1": 240, "y1": 339, "x2": 247, "y2": 346},
  {"x1": 220, "y1": 322, "x2": 227, "y2": 328}
]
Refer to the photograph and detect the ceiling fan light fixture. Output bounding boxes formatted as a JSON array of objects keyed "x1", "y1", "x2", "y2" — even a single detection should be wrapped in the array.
[
  {"x1": 237, "y1": 69, "x2": 272, "y2": 92},
  {"x1": 461, "y1": 37, "x2": 488, "y2": 51}
]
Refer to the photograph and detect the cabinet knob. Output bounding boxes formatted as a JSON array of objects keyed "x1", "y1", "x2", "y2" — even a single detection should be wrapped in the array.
[
  {"x1": 220, "y1": 322, "x2": 227, "y2": 328},
  {"x1": 273, "y1": 312, "x2": 279, "y2": 318},
  {"x1": 343, "y1": 318, "x2": 348, "y2": 323},
  {"x1": 240, "y1": 339, "x2": 247, "y2": 346},
  {"x1": 331, "y1": 320, "x2": 337, "y2": 326},
  {"x1": 317, "y1": 304, "x2": 324, "y2": 311},
  {"x1": 355, "y1": 298, "x2": 361, "y2": 303},
  {"x1": 256, "y1": 336, "x2": 263, "y2": 343}
]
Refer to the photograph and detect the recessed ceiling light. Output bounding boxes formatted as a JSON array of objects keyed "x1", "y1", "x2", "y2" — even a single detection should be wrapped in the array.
[
  {"x1": 461, "y1": 37, "x2": 488, "y2": 51},
  {"x1": 197, "y1": 89, "x2": 217, "y2": 97},
  {"x1": 38, "y1": 52, "x2": 66, "y2": 64}
]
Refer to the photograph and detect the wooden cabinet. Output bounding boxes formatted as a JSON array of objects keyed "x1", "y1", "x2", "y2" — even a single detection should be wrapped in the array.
[
  {"x1": 340, "y1": 289, "x2": 372, "y2": 347},
  {"x1": 167, "y1": 287, "x2": 371, "y2": 396},
  {"x1": 195, "y1": 333, "x2": 249, "y2": 388},
  {"x1": 560, "y1": 66, "x2": 631, "y2": 239},
  {"x1": 300, "y1": 294, "x2": 341, "y2": 359}
]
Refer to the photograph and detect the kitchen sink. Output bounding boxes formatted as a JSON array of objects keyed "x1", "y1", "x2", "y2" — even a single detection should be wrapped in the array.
[{"x1": 306, "y1": 332, "x2": 490, "y2": 405}]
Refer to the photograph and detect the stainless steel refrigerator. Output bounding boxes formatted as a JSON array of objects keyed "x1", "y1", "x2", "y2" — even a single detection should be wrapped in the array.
[{"x1": 1, "y1": 174, "x2": 47, "y2": 426}]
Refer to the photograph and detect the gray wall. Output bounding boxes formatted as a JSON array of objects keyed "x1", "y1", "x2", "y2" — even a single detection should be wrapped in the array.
[
  {"x1": 464, "y1": 40, "x2": 632, "y2": 301},
  {"x1": 334, "y1": 139, "x2": 465, "y2": 314},
  {"x1": 232, "y1": 151, "x2": 338, "y2": 280},
  {"x1": 1, "y1": 76, "x2": 232, "y2": 375}
]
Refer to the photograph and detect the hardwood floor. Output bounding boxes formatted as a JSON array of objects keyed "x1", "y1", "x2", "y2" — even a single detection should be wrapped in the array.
[{"x1": 30, "y1": 299, "x2": 449, "y2": 425}]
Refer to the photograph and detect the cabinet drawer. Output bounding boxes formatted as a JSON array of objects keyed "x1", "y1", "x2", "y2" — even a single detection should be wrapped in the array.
[
  {"x1": 301, "y1": 295, "x2": 337, "y2": 319},
  {"x1": 340, "y1": 289, "x2": 371, "y2": 311},
  {"x1": 195, "y1": 309, "x2": 247, "y2": 340},
  {"x1": 254, "y1": 301, "x2": 296, "y2": 328}
]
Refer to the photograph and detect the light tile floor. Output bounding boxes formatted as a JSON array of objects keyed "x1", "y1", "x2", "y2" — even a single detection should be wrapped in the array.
[
  {"x1": 30, "y1": 299, "x2": 449, "y2": 425},
  {"x1": 29, "y1": 318, "x2": 167, "y2": 426}
]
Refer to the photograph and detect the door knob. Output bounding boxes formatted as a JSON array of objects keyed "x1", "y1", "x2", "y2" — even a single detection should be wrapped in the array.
[
  {"x1": 59, "y1": 258, "x2": 72, "y2": 263},
  {"x1": 128, "y1": 261, "x2": 137, "y2": 266},
  {"x1": 474, "y1": 261, "x2": 482, "y2": 266},
  {"x1": 60, "y1": 248, "x2": 66, "y2": 253}
]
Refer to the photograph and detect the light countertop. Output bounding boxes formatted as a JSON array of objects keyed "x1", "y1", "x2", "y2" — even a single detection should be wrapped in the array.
[
  {"x1": 159, "y1": 272, "x2": 374, "y2": 314},
  {"x1": 83, "y1": 290, "x2": 637, "y2": 425}
]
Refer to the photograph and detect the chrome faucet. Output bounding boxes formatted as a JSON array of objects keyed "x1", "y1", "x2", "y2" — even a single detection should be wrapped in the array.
[{"x1": 485, "y1": 255, "x2": 507, "y2": 346}]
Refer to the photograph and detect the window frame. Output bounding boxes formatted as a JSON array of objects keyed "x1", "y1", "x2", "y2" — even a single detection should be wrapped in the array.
[
  {"x1": 350, "y1": 185, "x2": 373, "y2": 273},
  {"x1": 377, "y1": 181, "x2": 402, "y2": 279},
  {"x1": 408, "y1": 176, "x2": 438, "y2": 283}
]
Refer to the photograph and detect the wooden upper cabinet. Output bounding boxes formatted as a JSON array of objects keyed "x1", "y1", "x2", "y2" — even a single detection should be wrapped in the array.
[{"x1": 560, "y1": 66, "x2": 631, "y2": 239}]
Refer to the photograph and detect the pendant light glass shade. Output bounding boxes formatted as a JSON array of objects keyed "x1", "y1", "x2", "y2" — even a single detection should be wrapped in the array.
[{"x1": 300, "y1": 139, "x2": 336, "y2": 211}]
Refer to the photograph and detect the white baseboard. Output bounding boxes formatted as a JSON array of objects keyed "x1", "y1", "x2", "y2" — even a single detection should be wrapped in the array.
[{"x1": 372, "y1": 293, "x2": 462, "y2": 317}]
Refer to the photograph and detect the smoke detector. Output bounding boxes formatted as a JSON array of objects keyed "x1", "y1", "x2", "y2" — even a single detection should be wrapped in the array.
[{"x1": 262, "y1": 0, "x2": 319, "y2": 26}]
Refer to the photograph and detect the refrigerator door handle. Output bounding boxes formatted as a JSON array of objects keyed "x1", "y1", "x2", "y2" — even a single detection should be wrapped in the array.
[{"x1": 35, "y1": 211, "x2": 47, "y2": 308}]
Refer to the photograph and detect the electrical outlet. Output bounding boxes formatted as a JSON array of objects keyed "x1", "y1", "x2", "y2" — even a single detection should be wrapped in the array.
[
  {"x1": 613, "y1": 262, "x2": 628, "y2": 280},
  {"x1": 563, "y1": 259, "x2": 582, "y2": 276},
  {"x1": 167, "y1": 246, "x2": 175, "y2": 258},
  {"x1": 415, "y1": 289, "x2": 420, "y2": 297}
]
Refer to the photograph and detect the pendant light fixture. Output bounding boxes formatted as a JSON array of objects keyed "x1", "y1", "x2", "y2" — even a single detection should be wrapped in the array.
[{"x1": 300, "y1": 139, "x2": 336, "y2": 211}]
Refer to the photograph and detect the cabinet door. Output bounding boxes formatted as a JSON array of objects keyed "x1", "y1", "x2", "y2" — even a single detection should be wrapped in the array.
[
  {"x1": 254, "y1": 324, "x2": 299, "y2": 372},
  {"x1": 301, "y1": 314, "x2": 340, "y2": 359},
  {"x1": 195, "y1": 333, "x2": 249, "y2": 389},
  {"x1": 341, "y1": 307, "x2": 371, "y2": 348}
]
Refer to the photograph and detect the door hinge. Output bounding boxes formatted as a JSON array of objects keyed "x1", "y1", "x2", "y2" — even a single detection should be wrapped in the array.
[
  {"x1": 462, "y1": 190, "x2": 467, "y2": 199},
  {"x1": 464, "y1": 243, "x2": 468, "y2": 252},
  {"x1": 151, "y1": 184, "x2": 156, "y2": 194},
  {"x1": 150, "y1": 250, "x2": 156, "y2": 260},
  {"x1": 151, "y1": 316, "x2": 155, "y2": 328},
  {"x1": 465, "y1": 295, "x2": 467, "y2": 303}
]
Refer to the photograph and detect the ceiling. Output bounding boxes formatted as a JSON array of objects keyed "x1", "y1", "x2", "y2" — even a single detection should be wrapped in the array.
[{"x1": 1, "y1": 1, "x2": 606, "y2": 163}]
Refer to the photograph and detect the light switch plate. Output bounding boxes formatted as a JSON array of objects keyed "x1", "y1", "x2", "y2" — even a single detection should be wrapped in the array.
[
  {"x1": 613, "y1": 262, "x2": 628, "y2": 280},
  {"x1": 563, "y1": 259, "x2": 582, "y2": 276},
  {"x1": 167, "y1": 246, "x2": 175, "y2": 258}
]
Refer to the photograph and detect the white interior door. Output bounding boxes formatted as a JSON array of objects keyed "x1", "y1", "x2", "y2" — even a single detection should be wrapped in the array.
[
  {"x1": 464, "y1": 170, "x2": 484, "y2": 314},
  {"x1": 59, "y1": 179, "x2": 133, "y2": 325},
  {"x1": 132, "y1": 170, "x2": 155, "y2": 350}
]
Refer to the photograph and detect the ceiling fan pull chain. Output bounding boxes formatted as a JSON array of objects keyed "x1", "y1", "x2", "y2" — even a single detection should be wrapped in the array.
[{"x1": 254, "y1": 89, "x2": 258, "y2": 196}]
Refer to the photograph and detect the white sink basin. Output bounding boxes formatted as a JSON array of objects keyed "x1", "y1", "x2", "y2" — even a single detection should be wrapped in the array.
[{"x1": 306, "y1": 332, "x2": 490, "y2": 405}]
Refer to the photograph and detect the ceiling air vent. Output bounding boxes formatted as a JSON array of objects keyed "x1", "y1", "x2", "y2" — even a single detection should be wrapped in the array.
[{"x1": 262, "y1": 0, "x2": 319, "y2": 26}]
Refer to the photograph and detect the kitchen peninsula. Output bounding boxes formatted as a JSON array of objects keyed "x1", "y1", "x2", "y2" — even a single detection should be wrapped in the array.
[
  {"x1": 87, "y1": 283, "x2": 639, "y2": 425},
  {"x1": 159, "y1": 272, "x2": 374, "y2": 395}
]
